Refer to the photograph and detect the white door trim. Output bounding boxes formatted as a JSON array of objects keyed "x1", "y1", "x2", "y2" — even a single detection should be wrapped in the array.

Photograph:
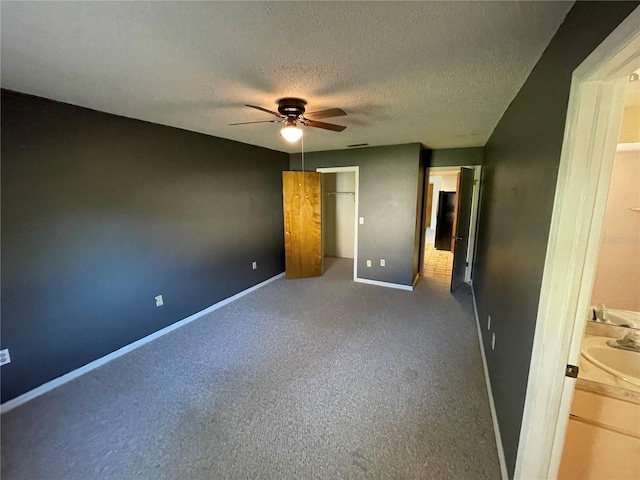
[
  {"x1": 316, "y1": 166, "x2": 359, "y2": 281},
  {"x1": 514, "y1": 7, "x2": 640, "y2": 480},
  {"x1": 465, "y1": 166, "x2": 482, "y2": 283}
]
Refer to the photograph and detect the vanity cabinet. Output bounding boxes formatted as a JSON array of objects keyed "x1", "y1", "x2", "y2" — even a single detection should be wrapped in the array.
[{"x1": 558, "y1": 387, "x2": 640, "y2": 479}]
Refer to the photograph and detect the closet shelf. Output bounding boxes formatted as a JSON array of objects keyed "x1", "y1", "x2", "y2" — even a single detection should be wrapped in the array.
[{"x1": 325, "y1": 191, "x2": 355, "y2": 201}]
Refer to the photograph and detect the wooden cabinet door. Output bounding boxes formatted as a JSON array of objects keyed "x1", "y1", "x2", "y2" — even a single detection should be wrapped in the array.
[{"x1": 282, "y1": 171, "x2": 323, "y2": 279}]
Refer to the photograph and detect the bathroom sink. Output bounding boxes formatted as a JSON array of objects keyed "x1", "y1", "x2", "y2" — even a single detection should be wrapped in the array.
[
  {"x1": 606, "y1": 309, "x2": 640, "y2": 329},
  {"x1": 581, "y1": 336, "x2": 640, "y2": 387}
]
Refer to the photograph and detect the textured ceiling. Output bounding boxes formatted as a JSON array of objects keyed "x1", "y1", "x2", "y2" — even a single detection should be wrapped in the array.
[{"x1": 1, "y1": 1, "x2": 573, "y2": 153}]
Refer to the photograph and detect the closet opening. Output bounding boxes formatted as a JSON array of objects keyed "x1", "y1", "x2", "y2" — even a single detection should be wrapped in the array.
[{"x1": 317, "y1": 166, "x2": 359, "y2": 280}]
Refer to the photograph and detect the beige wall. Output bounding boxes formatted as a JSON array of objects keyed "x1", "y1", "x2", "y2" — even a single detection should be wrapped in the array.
[
  {"x1": 429, "y1": 172, "x2": 459, "y2": 228},
  {"x1": 441, "y1": 173, "x2": 458, "y2": 191},
  {"x1": 322, "y1": 172, "x2": 355, "y2": 259},
  {"x1": 619, "y1": 105, "x2": 640, "y2": 143},
  {"x1": 590, "y1": 149, "x2": 640, "y2": 311}
]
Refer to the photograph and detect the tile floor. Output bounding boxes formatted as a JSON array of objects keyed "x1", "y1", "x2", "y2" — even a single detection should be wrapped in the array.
[{"x1": 423, "y1": 243, "x2": 453, "y2": 280}]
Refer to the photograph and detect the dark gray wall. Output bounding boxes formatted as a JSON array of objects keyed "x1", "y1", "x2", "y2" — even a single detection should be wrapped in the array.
[
  {"x1": 428, "y1": 147, "x2": 483, "y2": 168},
  {"x1": 472, "y1": 2, "x2": 639, "y2": 476},
  {"x1": 291, "y1": 144, "x2": 421, "y2": 286},
  {"x1": 1, "y1": 90, "x2": 289, "y2": 402}
]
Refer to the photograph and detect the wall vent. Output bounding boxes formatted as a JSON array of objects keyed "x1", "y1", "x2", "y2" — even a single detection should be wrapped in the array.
[{"x1": 347, "y1": 143, "x2": 369, "y2": 148}]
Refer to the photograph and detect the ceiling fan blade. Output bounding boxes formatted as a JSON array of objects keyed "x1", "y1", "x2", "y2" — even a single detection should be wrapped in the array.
[
  {"x1": 305, "y1": 119, "x2": 346, "y2": 132},
  {"x1": 304, "y1": 108, "x2": 347, "y2": 119},
  {"x1": 229, "y1": 120, "x2": 278, "y2": 126},
  {"x1": 246, "y1": 104, "x2": 282, "y2": 118}
]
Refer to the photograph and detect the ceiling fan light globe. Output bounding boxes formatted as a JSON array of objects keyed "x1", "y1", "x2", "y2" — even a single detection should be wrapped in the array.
[{"x1": 281, "y1": 126, "x2": 303, "y2": 142}]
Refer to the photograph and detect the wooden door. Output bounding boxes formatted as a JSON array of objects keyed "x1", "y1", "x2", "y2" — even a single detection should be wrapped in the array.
[
  {"x1": 425, "y1": 182, "x2": 434, "y2": 228},
  {"x1": 450, "y1": 167, "x2": 474, "y2": 292},
  {"x1": 282, "y1": 171, "x2": 323, "y2": 279}
]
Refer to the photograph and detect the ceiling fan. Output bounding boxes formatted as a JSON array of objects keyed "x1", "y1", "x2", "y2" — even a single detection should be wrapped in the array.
[{"x1": 230, "y1": 97, "x2": 347, "y2": 142}]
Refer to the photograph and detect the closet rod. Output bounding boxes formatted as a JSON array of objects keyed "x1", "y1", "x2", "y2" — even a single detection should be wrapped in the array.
[{"x1": 324, "y1": 191, "x2": 355, "y2": 200}]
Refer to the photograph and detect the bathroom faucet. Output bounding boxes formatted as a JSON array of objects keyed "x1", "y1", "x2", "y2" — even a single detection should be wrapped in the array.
[
  {"x1": 600, "y1": 304, "x2": 608, "y2": 322},
  {"x1": 593, "y1": 304, "x2": 610, "y2": 323},
  {"x1": 607, "y1": 331, "x2": 640, "y2": 353}
]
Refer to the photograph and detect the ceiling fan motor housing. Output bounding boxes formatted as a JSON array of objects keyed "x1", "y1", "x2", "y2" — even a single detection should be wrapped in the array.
[
  {"x1": 277, "y1": 97, "x2": 307, "y2": 118},
  {"x1": 234, "y1": 99, "x2": 346, "y2": 132}
]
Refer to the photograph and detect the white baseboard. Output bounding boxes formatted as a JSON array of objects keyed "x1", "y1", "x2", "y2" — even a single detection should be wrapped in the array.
[
  {"x1": 354, "y1": 277, "x2": 413, "y2": 291},
  {"x1": 471, "y1": 286, "x2": 509, "y2": 480},
  {"x1": 1, "y1": 272, "x2": 285, "y2": 414}
]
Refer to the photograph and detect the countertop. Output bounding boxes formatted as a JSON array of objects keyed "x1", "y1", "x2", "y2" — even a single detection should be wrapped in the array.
[{"x1": 577, "y1": 331, "x2": 640, "y2": 405}]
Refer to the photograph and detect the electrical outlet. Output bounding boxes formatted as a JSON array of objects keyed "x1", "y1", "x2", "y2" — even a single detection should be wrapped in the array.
[
  {"x1": 155, "y1": 295, "x2": 164, "y2": 307},
  {"x1": 491, "y1": 333, "x2": 496, "y2": 350},
  {"x1": 359, "y1": 217, "x2": 364, "y2": 225},
  {"x1": 380, "y1": 259, "x2": 385, "y2": 267},
  {"x1": 488, "y1": 315, "x2": 491, "y2": 330},
  {"x1": 0, "y1": 349, "x2": 11, "y2": 366},
  {"x1": 366, "y1": 260, "x2": 372, "y2": 267},
  {"x1": 252, "y1": 261, "x2": 257, "y2": 270}
]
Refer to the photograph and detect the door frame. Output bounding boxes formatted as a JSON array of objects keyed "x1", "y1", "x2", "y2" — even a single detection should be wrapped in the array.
[
  {"x1": 423, "y1": 165, "x2": 481, "y2": 283},
  {"x1": 316, "y1": 166, "x2": 359, "y2": 281},
  {"x1": 514, "y1": 7, "x2": 640, "y2": 480}
]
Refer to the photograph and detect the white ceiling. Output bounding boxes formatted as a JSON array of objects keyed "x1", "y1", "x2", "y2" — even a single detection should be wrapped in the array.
[{"x1": 1, "y1": 1, "x2": 573, "y2": 153}]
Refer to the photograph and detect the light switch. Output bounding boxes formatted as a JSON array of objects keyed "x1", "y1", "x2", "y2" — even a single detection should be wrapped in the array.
[{"x1": 359, "y1": 217, "x2": 364, "y2": 225}]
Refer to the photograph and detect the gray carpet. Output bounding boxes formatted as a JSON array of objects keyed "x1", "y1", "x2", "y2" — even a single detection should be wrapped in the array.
[{"x1": 1, "y1": 258, "x2": 501, "y2": 479}]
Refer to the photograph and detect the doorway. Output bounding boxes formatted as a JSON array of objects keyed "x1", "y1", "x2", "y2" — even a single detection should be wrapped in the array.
[
  {"x1": 421, "y1": 166, "x2": 481, "y2": 289},
  {"x1": 423, "y1": 170, "x2": 458, "y2": 282},
  {"x1": 556, "y1": 80, "x2": 640, "y2": 478},
  {"x1": 316, "y1": 166, "x2": 359, "y2": 280}
]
